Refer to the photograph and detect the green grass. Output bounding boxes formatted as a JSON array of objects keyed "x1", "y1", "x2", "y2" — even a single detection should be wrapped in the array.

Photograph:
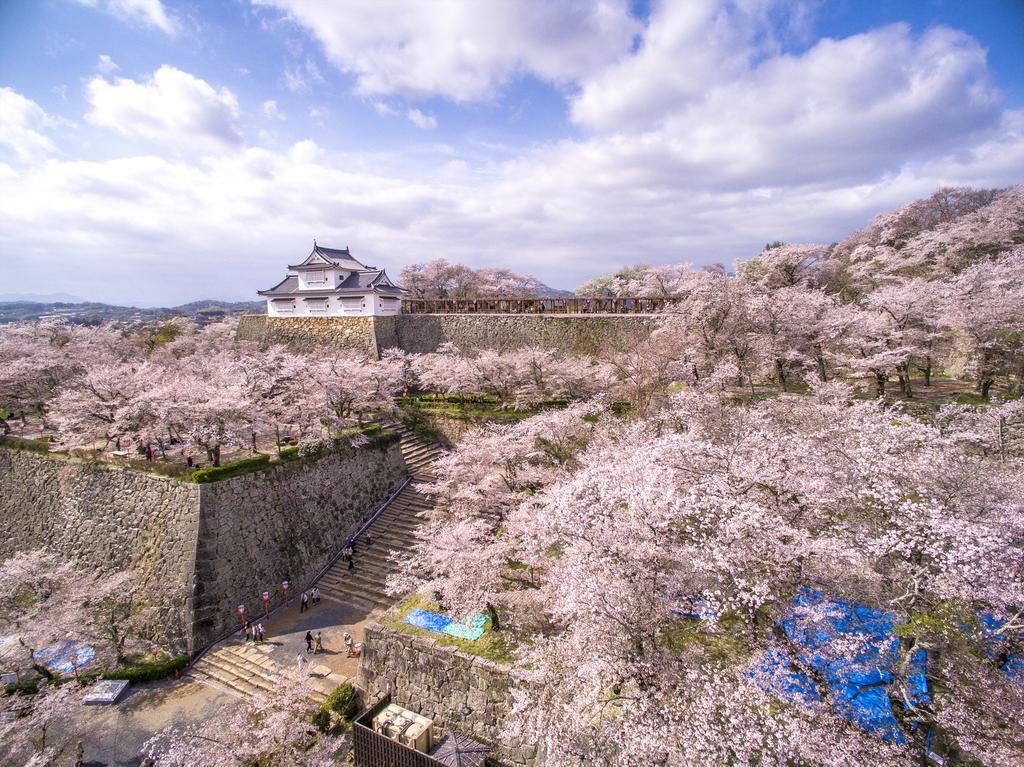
[
  {"x1": 0, "y1": 434, "x2": 53, "y2": 454},
  {"x1": 383, "y1": 594, "x2": 516, "y2": 664},
  {"x1": 397, "y1": 392, "x2": 568, "y2": 422}
]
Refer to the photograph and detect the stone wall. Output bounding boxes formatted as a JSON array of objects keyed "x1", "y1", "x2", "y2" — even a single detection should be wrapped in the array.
[
  {"x1": 236, "y1": 314, "x2": 380, "y2": 356},
  {"x1": 0, "y1": 447, "x2": 202, "y2": 650},
  {"x1": 359, "y1": 624, "x2": 539, "y2": 767},
  {"x1": 0, "y1": 440, "x2": 409, "y2": 654},
  {"x1": 394, "y1": 313, "x2": 657, "y2": 356},
  {"x1": 191, "y1": 438, "x2": 407, "y2": 646},
  {"x1": 237, "y1": 313, "x2": 658, "y2": 358}
]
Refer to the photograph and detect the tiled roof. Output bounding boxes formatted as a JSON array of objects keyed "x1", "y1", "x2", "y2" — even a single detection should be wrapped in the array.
[
  {"x1": 258, "y1": 270, "x2": 407, "y2": 296},
  {"x1": 288, "y1": 245, "x2": 369, "y2": 271},
  {"x1": 257, "y1": 275, "x2": 299, "y2": 296}
]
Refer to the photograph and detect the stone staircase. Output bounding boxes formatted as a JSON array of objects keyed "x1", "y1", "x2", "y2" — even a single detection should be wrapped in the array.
[
  {"x1": 315, "y1": 424, "x2": 444, "y2": 610},
  {"x1": 187, "y1": 642, "x2": 333, "y2": 704}
]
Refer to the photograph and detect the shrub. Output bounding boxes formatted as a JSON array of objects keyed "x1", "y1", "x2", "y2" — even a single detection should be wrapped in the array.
[
  {"x1": 191, "y1": 454, "x2": 270, "y2": 483},
  {"x1": 325, "y1": 682, "x2": 359, "y2": 721},
  {"x1": 101, "y1": 654, "x2": 189, "y2": 683},
  {"x1": 312, "y1": 682, "x2": 360, "y2": 734}
]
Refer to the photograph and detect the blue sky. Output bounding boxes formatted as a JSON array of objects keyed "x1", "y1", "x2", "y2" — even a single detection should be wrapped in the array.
[{"x1": 1, "y1": 0, "x2": 1022, "y2": 305}]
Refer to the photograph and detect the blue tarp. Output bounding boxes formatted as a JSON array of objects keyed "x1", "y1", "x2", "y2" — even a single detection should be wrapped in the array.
[
  {"x1": 32, "y1": 641, "x2": 96, "y2": 674},
  {"x1": 977, "y1": 613, "x2": 1023, "y2": 683},
  {"x1": 444, "y1": 613, "x2": 488, "y2": 641},
  {"x1": 752, "y1": 589, "x2": 931, "y2": 744},
  {"x1": 403, "y1": 609, "x2": 489, "y2": 641},
  {"x1": 404, "y1": 609, "x2": 453, "y2": 633}
]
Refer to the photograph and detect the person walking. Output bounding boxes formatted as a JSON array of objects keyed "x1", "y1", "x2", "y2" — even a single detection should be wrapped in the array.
[
  {"x1": 304, "y1": 630, "x2": 314, "y2": 654},
  {"x1": 314, "y1": 632, "x2": 324, "y2": 654},
  {"x1": 343, "y1": 632, "x2": 354, "y2": 658},
  {"x1": 244, "y1": 620, "x2": 252, "y2": 642},
  {"x1": 312, "y1": 587, "x2": 320, "y2": 605},
  {"x1": 300, "y1": 591, "x2": 309, "y2": 613},
  {"x1": 255, "y1": 623, "x2": 265, "y2": 643}
]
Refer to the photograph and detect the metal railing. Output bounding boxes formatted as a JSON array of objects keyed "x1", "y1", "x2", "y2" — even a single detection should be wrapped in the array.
[{"x1": 401, "y1": 296, "x2": 673, "y2": 314}]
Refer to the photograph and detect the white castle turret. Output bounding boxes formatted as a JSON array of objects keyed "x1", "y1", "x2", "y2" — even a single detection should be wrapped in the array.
[{"x1": 258, "y1": 243, "x2": 406, "y2": 317}]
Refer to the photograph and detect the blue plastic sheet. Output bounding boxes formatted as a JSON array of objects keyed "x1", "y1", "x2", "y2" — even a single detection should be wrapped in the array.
[
  {"x1": 752, "y1": 589, "x2": 932, "y2": 744},
  {"x1": 404, "y1": 609, "x2": 453, "y2": 633},
  {"x1": 444, "y1": 613, "x2": 488, "y2": 641},
  {"x1": 33, "y1": 641, "x2": 96, "y2": 674},
  {"x1": 977, "y1": 613, "x2": 1023, "y2": 683}
]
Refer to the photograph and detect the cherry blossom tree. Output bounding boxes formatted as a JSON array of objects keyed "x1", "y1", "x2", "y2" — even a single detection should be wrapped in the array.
[
  {"x1": 394, "y1": 384, "x2": 1024, "y2": 765},
  {"x1": 143, "y1": 670, "x2": 348, "y2": 767},
  {"x1": 0, "y1": 550, "x2": 158, "y2": 676}
]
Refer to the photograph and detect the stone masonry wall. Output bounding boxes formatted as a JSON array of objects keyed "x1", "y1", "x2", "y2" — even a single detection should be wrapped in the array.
[
  {"x1": 236, "y1": 314, "x2": 380, "y2": 356},
  {"x1": 393, "y1": 313, "x2": 657, "y2": 356},
  {"x1": 0, "y1": 440, "x2": 409, "y2": 654},
  {"x1": 359, "y1": 624, "x2": 540, "y2": 767},
  {"x1": 191, "y1": 439, "x2": 407, "y2": 646},
  {"x1": 237, "y1": 313, "x2": 657, "y2": 358},
  {"x1": 0, "y1": 447, "x2": 202, "y2": 651}
]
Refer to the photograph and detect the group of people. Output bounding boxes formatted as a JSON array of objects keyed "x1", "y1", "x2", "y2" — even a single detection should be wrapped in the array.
[
  {"x1": 303, "y1": 630, "x2": 325, "y2": 654},
  {"x1": 243, "y1": 620, "x2": 266, "y2": 643},
  {"x1": 299, "y1": 587, "x2": 322, "y2": 612}
]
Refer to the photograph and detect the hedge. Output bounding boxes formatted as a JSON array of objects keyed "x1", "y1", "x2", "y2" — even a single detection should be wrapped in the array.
[
  {"x1": 101, "y1": 654, "x2": 189, "y2": 683},
  {"x1": 191, "y1": 454, "x2": 271, "y2": 483}
]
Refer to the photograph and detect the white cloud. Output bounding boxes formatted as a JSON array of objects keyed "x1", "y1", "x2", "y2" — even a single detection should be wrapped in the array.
[
  {"x1": 2, "y1": 112, "x2": 1021, "y2": 303},
  {"x1": 253, "y1": 0, "x2": 641, "y2": 101},
  {"x1": 0, "y1": 88, "x2": 58, "y2": 162},
  {"x1": 96, "y1": 54, "x2": 119, "y2": 73},
  {"x1": 74, "y1": 0, "x2": 179, "y2": 35},
  {"x1": 406, "y1": 109, "x2": 437, "y2": 130},
  {"x1": 282, "y1": 57, "x2": 325, "y2": 93},
  {"x1": 86, "y1": 66, "x2": 242, "y2": 148},
  {"x1": 263, "y1": 100, "x2": 285, "y2": 120},
  {"x1": 562, "y1": 17, "x2": 1003, "y2": 192},
  {"x1": 1, "y1": 3, "x2": 1022, "y2": 304}
]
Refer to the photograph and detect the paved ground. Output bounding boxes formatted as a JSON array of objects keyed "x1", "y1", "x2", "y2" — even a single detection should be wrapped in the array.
[
  {"x1": 52, "y1": 597, "x2": 385, "y2": 766},
  {"x1": 60, "y1": 679, "x2": 234, "y2": 767}
]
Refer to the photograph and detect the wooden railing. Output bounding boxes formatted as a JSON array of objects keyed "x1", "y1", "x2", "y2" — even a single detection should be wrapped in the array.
[{"x1": 401, "y1": 297, "x2": 673, "y2": 314}]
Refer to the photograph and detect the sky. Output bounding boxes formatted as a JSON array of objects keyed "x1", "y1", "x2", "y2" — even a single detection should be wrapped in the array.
[{"x1": 0, "y1": 0, "x2": 1022, "y2": 306}]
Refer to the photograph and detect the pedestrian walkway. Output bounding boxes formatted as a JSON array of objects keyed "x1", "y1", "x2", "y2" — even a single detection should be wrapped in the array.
[{"x1": 187, "y1": 423, "x2": 445, "y2": 701}]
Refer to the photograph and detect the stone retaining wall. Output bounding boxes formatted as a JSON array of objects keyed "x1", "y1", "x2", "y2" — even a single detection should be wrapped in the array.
[
  {"x1": 0, "y1": 441, "x2": 408, "y2": 654},
  {"x1": 236, "y1": 313, "x2": 657, "y2": 358},
  {"x1": 359, "y1": 623, "x2": 539, "y2": 767},
  {"x1": 191, "y1": 439, "x2": 407, "y2": 646},
  {"x1": 0, "y1": 448, "x2": 202, "y2": 650}
]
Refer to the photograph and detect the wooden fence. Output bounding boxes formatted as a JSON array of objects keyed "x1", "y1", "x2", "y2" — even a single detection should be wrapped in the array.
[{"x1": 401, "y1": 297, "x2": 672, "y2": 314}]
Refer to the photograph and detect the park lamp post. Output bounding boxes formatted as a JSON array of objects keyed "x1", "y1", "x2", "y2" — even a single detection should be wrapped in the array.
[
  {"x1": 282, "y1": 580, "x2": 290, "y2": 607},
  {"x1": 262, "y1": 591, "x2": 270, "y2": 618}
]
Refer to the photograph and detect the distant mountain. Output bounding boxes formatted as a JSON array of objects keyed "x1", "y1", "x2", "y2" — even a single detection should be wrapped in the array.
[
  {"x1": 0, "y1": 292, "x2": 85, "y2": 303},
  {"x1": 171, "y1": 299, "x2": 264, "y2": 312},
  {"x1": 0, "y1": 299, "x2": 265, "y2": 324},
  {"x1": 537, "y1": 287, "x2": 574, "y2": 297}
]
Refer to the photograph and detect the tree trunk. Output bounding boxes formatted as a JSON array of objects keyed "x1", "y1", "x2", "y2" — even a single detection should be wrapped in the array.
[
  {"x1": 898, "y1": 366, "x2": 913, "y2": 399},
  {"x1": 875, "y1": 372, "x2": 887, "y2": 398},
  {"x1": 485, "y1": 601, "x2": 500, "y2": 631},
  {"x1": 981, "y1": 376, "x2": 994, "y2": 401},
  {"x1": 775, "y1": 359, "x2": 788, "y2": 393}
]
